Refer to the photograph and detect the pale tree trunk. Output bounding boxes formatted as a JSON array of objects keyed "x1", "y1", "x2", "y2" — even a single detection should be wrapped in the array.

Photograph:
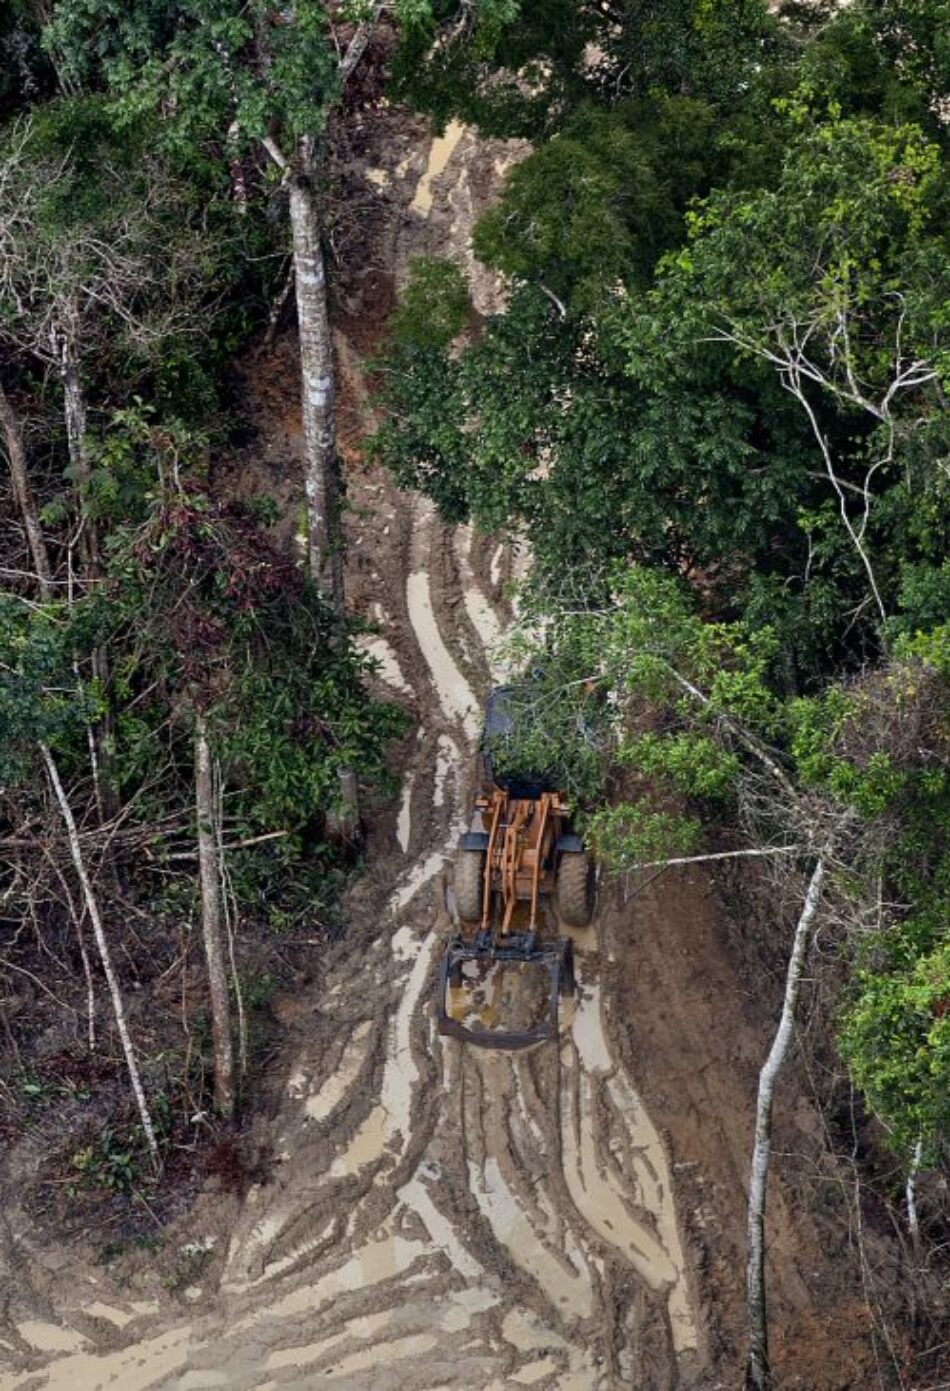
[
  {"x1": 746, "y1": 852, "x2": 829, "y2": 1390},
  {"x1": 905, "y1": 1136, "x2": 924, "y2": 1325},
  {"x1": 906, "y1": 1135, "x2": 923, "y2": 1246},
  {"x1": 226, "y1": 120, "x2": 248, "y2": 216},
  {"x1": 213, "y1": 754, "x2": 247, "y2": 1080},
  {"x1": 331, "y1": 767, "x2": 361, "y2": 846},
  {"x1": 0, "y1": 378, "x2": 54, "y2": 599},
  {"x1": 288, "y1": 137, "x2": 343, "y2": 608},
  {"x1": 40, "y1": 742, "x2": 159, "y2": 1167},
  {"x1": 906, "y1": 1138, "x2": 923, "y2": 1253},
  {"x1": 195, "y1": 713, "x2": 235, "y2": 1120},
  {"x1": 287, "y1": 138, "x2": 360, "y2": 843}
]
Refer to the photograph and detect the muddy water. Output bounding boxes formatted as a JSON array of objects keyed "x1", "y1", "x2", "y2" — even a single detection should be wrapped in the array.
[
  {"x1": 405, "y1": 567, "x2": 479, "y2": 740},
  {"x1": 3, "y1": 123, "x2": 698, "y2": 1391},
  {"x1": 354, "y1": 634, "x2": 413, "y2": 694},
  {"x1": 455, "y1": 525, "x2": 511, "y2": 684},
  {"x1": 4, "y1": 482, "x2": 697, "y2": 1391},
  {"x1": 410, "y1": 121, "x2": 465, "y2": 217}
]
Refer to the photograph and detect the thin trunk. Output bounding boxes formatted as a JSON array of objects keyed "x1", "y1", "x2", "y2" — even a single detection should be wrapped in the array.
[
  {"x1": 77, "y1": 913, "x2": 96, "y2": 1052},
  {"x1": 0, "y1": 379, "x2": 54, "y2": 599},
  {"x1": 88, "y1": 645, "x2": 117, "y2": 822},
  {"x1": 746, "y1": 853, "x2": 828, "y2": 1390},
  {"x1": 40, "y1": 743, "x2": 159, "y2": 1167},
  {"x1": 338, "y1": 8, "x2": 383, "y2": 83},
  {"x1": 42, "y1": 845, "x2": 96, "y2": 1049},
  {"x1": 195, "y1": 713, "x2": 235, "y2": 1120},
  {"x1": 214, "y1": 752, "x2": 247, "y2": 1078},
  {"x1": 906, "y1": 1138, "x2": 923, "y2": 1254},
  {"x1": 226, "y1": 121, "x2": 248, "y2": 216},
  {"x1": 264, "y1": 260, "x2": 295, "y2": 351},
  {"x1": 60, "y1": 338, "x2": 98, "y2": 577},
  {"x1": 905, "y1": 1137, "x2": 924, "y2": 1326}
]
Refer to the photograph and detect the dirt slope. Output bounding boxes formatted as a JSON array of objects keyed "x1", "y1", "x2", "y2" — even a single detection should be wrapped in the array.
[{"x1": 0, "y1": 113, "x2": 882, "y2": 1391}]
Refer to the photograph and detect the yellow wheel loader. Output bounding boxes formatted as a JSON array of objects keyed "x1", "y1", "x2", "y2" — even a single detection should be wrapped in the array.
[{"x1": 437, "y1": 687, "x2": 595, "y2": 1050}]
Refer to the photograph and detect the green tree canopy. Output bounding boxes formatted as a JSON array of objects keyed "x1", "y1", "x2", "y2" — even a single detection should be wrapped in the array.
[{"x1": 374, "y1": 0, "x2": 950, "y2": 1175}]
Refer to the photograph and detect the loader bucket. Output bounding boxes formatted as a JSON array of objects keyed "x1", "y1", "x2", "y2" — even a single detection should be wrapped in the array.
[{"x1": 436, "y1": 931, "x2": 574, "y2": 1051}]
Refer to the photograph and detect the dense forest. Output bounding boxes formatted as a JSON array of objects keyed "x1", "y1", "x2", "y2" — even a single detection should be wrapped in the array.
[{"x1": 0, "y1": 2, "x2": 947, "y2": 1387}]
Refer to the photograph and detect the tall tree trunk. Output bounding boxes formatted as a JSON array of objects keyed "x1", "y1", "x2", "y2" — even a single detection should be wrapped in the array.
[
  {"x1": 288, "y1": 138, "x2": 343, "y2": 609},
  {"x1": 40, "y1": 742, "x2": 159, "y2": 1167},
  {"x1": 195, "y1": 712, "x2": 235, "y2": 1120},
  {"x1": 0, "y1": 379, "x2": 54, "y2": 599},
  {"x1": 746, "y1": 852, "x2": 829, "y2": 1390},
  {"x1": 288, "y1": 138, "x2": 360, "y2": 843}
]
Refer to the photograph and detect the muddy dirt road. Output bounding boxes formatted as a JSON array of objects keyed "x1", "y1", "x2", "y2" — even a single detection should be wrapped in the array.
[
  {"x1": 1, "y1": 487, "x2": 698, "y2": 1390},
  {"x1": 1, "y1": 117, "x2": 882, "y2": 1391},
  {"x1": 0, "y1": 120, "x2": 698, "y2": 1391}
]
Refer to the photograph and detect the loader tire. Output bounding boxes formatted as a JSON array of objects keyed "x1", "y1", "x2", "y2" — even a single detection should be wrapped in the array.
[
  {"x1": 455, "y1": 848, "x2": 486, "y2": 924},
  {"x1": 556, "y1": 851, "x2": 595, "y2": 928}
]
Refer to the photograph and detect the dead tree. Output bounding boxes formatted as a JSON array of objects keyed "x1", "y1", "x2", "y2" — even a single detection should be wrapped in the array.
[
  {"x1": 745, "y1": 850, "x2": 830, "y2": 1391},
  {"x1": 194, "y1": 712, "x2": 235, "y2": 1120},
  {"x1": 0, "y1": 122, "x2": 211, "y2": 819},
  {"x1": 40, "y1": 743, "x2": 159, "y2": 1167},
  {"x1": 711, "y1": 306, "x2": 940, "y2": 630}
]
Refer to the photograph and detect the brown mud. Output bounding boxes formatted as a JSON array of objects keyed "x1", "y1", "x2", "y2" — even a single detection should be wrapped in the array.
[{"x1": 0, "y1": 111, "x2": 883, "y2": 1391}]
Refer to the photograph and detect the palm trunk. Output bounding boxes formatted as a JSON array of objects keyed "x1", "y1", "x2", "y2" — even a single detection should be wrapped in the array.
[
  {"x1": 195, "y1": 713, "x2": 235, "y2": 1119},
  {"x1": 40, "y1": 743, "x2": 159, "y2": 1167},
  {"x1": 288, "y1": 138, "x2": 343, "y2": 609},
  {"x1": 746, "y1": 853, "x2": 828, "y2": 1390},
  {"x1": 0, "y1": 379, "x2": 54, "y2": 599}
]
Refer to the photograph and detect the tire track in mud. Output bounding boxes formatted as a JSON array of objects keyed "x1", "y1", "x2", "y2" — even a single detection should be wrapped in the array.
[
  {"x1": 4, "y1": 129, "x2": 698, "y2": 1391},
  {"x1": 2, "y1": 500, "x2": 697, "y2": 1391}
]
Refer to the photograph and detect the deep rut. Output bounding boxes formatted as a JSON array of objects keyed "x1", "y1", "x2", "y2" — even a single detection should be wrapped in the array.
[
  {"x1": 3, "y1": 492, "x2": 697, "y2": 1391},
  {"x1": 2, "y1": 126, "x2": 698, "y2": 1391}
]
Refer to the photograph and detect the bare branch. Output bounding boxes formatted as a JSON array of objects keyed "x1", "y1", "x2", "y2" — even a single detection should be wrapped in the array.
[
  {"x1": 260, "y1": 133, "x2": 289, "y2": 172},
  {"x1": 339, "y1": 5, "x2": 386, "y2": 85},
  {"x1": 747, "y1": 847, "x2": 832, "y2": 1389},
  {"x1": 628, "y1": 846, "x2": 798, "y2": 871},
  {"x1": 39, "y1": 743, "x2": 160, "y2": 1168}
]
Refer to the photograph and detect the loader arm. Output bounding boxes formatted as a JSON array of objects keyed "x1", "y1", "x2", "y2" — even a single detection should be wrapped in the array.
[
  {"x1": 438, "y1": 779, "x2": 583, "y2": 1051},
  {"x1": 436, "y1": 931, "x2": 574, "y2": 1051}
]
